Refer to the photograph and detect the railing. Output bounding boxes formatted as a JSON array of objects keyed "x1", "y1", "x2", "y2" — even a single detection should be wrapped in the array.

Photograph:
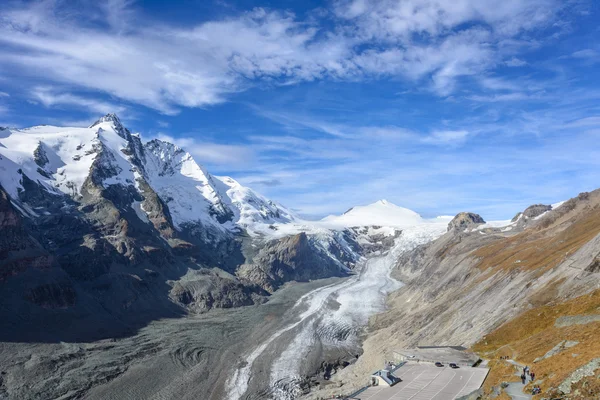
[{"x1": 392, "y1": 352, "x2": 480, "y2": 367}]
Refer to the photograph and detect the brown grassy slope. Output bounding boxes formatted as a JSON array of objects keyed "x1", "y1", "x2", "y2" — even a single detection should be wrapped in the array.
[
  {"x1": 468, "y1": 191, "x2": 600, "y2": 398},
  {"x1": 473, "y1": 289, "x2": 600, "y2": 397},
  {"x1": 473, "y1": 192, "x2": 600, "y2": 278}
]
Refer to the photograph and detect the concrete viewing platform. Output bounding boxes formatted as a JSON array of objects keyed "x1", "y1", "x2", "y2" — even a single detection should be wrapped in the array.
[
  {"x1": 346, "y1": 347, "x2": 488, "y2": 400},
  {"x1": 348, "y1": 362, "x2": 489, "y2": 400}
]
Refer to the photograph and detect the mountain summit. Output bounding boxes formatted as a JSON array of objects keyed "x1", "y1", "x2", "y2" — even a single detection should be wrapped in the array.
[{"x1": 322, "y1": 199, "x2": 424, "y2": 227}]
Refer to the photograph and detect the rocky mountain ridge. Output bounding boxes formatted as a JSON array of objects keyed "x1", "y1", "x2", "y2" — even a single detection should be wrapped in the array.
[{"x1": 0, "y1": 114, "x2": 410, "y2": 342}]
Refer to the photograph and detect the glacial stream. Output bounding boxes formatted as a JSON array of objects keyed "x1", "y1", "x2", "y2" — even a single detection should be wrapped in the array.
[{"x1": 227, "y1": 224, "x2": 446, "y2": 400}]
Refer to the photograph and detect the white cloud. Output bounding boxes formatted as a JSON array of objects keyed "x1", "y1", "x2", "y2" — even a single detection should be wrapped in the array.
[
  {"x1": 0, "y1": 92, "x2": 9, "y2": 97},
  {"x1": 570, "y1": 49, "x2": 599, "y2": 59},
  {"x1": 479, "y1": 77, "x2": 522, "y2": 91},
  {"x1": 423, "y1": 130, "x2": 470, "y2": 145},
  {"x1": 564, "y1": 116, "x2": 600, "y2": 128},
  {"x1": 466, "y1": 93, "x2": 537, "y2": 102},
  {"x1": 0, "y1": 0, "x2": 566, "y2": 111},
  {"x1": 505, "y1": 57, "x2": 527, "y2": 67},
  {"x1": 31, "y1": 87, "x2": 126, "y2": 114},
  {"x1": 333, "y1": 0, "x2": 558, "y2": 39}
]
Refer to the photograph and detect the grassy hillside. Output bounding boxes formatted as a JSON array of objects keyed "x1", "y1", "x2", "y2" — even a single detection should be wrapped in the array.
[{"x1": 473, "y1": 289, "x2": 600, "y2": 399}]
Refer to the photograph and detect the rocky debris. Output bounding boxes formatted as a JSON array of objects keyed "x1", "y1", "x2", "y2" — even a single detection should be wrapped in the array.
[
  {"x1": 558, "y1": 357, "x2": 600, "y2": 394},
  {"x1": 315, "y1": 356, "x2": 356, "y2": 381},
  {"x1": 585, "y1": 256, "x2": 600, "y2": 273},
  {"x1": 554, "y1": 315, "x2": 600, "y2": 328},
  {"x1": 534, "y1": 340, "x2": 579, "y2": 362},
  {"x1": 447, "y1": 212, "x2": 485, "y2": 232}
]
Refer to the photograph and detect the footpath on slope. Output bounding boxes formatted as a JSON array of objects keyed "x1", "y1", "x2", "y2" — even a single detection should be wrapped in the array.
[{"x1": 504, "y1": 359, "x2": 533, "y2": 400}]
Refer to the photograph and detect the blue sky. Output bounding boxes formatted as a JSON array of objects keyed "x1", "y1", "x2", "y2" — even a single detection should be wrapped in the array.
[{"x1": 1, "y1": 0, "x2": 599, "y2": 219}]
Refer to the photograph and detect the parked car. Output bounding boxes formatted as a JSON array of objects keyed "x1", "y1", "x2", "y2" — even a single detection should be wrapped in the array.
[
  {"x1": 449, "y1": 363, "x2": 459, "y2": 369},
  {"x1": 435, "y1": 362, "x2": 443, "y2": 367}
]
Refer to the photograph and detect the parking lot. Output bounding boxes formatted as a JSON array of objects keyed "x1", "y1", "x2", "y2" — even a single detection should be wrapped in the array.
[{"x1": 350, "y1": 362, "x2": 489, "y2": 400}]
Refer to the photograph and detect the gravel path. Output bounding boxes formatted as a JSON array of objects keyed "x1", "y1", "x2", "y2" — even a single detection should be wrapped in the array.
[{"x1": 504, "y1": 360, "x2": 532, "y2": 400}]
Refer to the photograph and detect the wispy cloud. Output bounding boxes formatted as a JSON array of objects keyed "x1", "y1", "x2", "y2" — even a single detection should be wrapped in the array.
[
  {"x1": 422, "y1": 130, "x2": 470, "y2": 146},
  {"x1": 0, "y1": 0, "x2": 570, "y2": 112},
  {"x1": 31, "y1": 87, "x2": 126, "y2": 114},
  {"x1": 505, "y1": 57, "x2": 527, "y2": 67},
  {"x1": 570, "y1": 49, "x2": 599, "y2": 59}
]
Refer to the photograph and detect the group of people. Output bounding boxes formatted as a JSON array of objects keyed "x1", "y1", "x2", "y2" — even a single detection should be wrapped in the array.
[
  {"x1": 499, "y1": 355, "x2": 510, "y2": 360},
  {"x1": 531, "y1": 385, "x2": 542, "y2": 395},
  {"x1": 520, "y1": 366, "x2": 535, "y2": 384}
]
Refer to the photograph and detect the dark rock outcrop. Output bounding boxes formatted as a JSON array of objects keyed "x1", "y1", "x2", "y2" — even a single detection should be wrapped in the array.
[
  {"x1": 170, "y1": 272, "x2": 265, "y2": 312},
  {"x1": 447, "y1": 212, "x2": 485, "y2": 232},
  {"x1": 0, "y1": 185, "x2": 54, "y2": 281},
  {"x1": 522, "y1": 204, "x2": 552, "y2": 219}
]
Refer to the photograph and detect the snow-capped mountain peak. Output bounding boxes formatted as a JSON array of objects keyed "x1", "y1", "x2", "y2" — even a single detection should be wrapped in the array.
[
  {"x1": 0, "y1": 115, "x2": 299, "y2": 236},
  {"x1": 322, "y1": 199, "x2": 424, "y2": 228},
  {"x1": 142, "y1": 138, "x2": 234, "y2": 228},
  {"x1": 89, "y1": 113, "x2": 122, "y2": 127},
  {"x1": 89, "y1": 114, "x2": 137, "y2": 144},
  {"x1": 213, "y1": 175, "x2": 296, "y2": 232}
]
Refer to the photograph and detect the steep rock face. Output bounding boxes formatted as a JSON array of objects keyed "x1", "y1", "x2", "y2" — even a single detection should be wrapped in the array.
[
  {"x1": 0, "y1": 185, "x2": 54, "y2": 281},
  {"x1": 0, "y1": 184, "x2": 79, "y2": 315},
  {"x1": 447, "y1": 212, "x2": 485, "y2": 232},
  {"x1": 237, "y1": 232, "x2": 349, "y2": 293}
]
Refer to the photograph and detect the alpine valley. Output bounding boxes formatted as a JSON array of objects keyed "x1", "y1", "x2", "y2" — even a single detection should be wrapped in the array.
[{"x1": 0, "y1": 115, "x2": 599, "y2": 400}]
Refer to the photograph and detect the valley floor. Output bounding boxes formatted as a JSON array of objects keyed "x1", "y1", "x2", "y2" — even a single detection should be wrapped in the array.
[{"x1": 0, "y1": 278, "x2": 340, "y2": 400}]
